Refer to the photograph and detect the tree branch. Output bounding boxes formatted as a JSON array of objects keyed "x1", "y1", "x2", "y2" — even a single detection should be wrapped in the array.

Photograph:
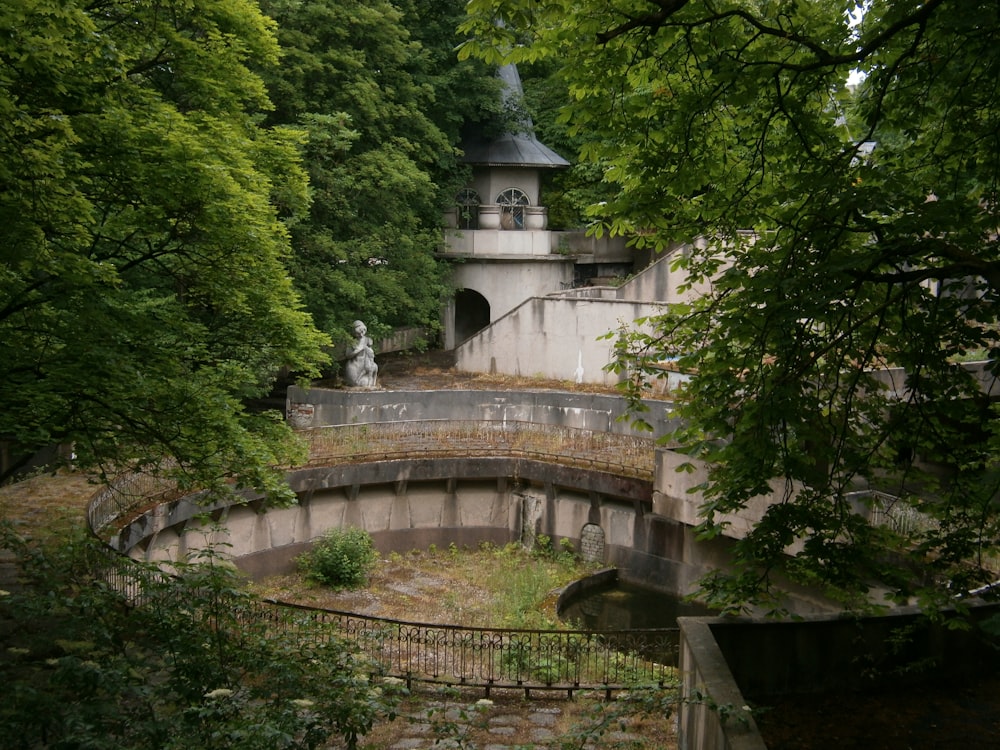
[
  {"x1": 596, "y1": 0, "x2": 949, "y2": 77},
  {"x1": 596, "y1": 0, "x2": 690, "y2": 43}
]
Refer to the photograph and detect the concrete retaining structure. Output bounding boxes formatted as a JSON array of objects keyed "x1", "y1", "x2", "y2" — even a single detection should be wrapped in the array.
[
  {"x1": 286, "y1": 386, "x2": 681, "y2": 440},
  {"x1": 119, "y1": 456, "x2": 753, "y2": 603},
  {"x1": 454, "y1": 296, "x2": 663, "y2": 385},
  {"x1": 654, "y1": 451, "x2": 805, "y2": 550},
  {"x1": 678, "y1": 618, "x2": 767, "y2": 750},
  {"x1": 678, "y1": 604, "x2": 1000, "y2": 750}
]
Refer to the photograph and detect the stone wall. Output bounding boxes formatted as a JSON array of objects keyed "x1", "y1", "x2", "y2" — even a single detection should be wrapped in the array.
[
  {"x1": 286, "y1": 386, "x2": 681, "y2": 441},
  {"x1": 453, "y1": 296, "x2": 661, "y2": 384}
]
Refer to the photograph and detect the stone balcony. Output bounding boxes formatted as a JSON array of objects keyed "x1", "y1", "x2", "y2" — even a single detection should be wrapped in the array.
[{"x1": 440, "y1": 227, "x2": 633, "y2": 262}]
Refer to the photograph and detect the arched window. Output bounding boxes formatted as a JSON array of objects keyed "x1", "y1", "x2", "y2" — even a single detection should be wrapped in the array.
[
  {"x1": 455, "y1": 188, "x2": 480, "y2": 230},
  {"x1": 496, "y1": 187, "x2": 530, "y2": 230}
]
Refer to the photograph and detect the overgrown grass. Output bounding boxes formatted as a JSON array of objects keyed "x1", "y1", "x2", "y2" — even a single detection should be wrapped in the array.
[
  {"x1": 255, "y1": 537, "x2": 601, "y2": 629},
  {"x1": 480, "y1": 536, "x2": 585, "y2": 629}
]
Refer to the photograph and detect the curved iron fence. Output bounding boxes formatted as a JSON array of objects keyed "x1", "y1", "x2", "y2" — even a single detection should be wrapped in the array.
[
  {"x1": 250, "y1": 598, "x2": 677, "y2": 696},
  {"x1": 303, "y1": 419, "x2": 656, "y2": 480},
  {"x1": 86, "y1": 419, "x2": 675, "y2": 695}
]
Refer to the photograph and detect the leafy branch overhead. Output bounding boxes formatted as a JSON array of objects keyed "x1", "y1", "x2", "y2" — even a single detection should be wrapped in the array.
[
  {"x1": 462, "y1": 0, "x2": 1000, "y2": 614},
  {"x1": 0, "y1": 0, "x2": 329, "y2": 494}
]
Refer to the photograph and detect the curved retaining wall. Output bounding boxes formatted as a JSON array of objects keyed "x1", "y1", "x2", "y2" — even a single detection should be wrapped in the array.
[
  {"x1": 120, "y1": 455, "x2": 837, "y2": 620},
  {"x1": 123, "y1": 457, "x2": 725, "y2": 598}
]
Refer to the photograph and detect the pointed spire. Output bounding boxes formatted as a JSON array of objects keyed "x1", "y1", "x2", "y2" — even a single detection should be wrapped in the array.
[{"x1": 461, "y1": 63, "x2": 570, "y2": 169}]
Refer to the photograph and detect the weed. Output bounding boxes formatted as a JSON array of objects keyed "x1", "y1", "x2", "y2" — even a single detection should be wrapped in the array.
[{"x1": 297, "y1": 527, "x2": 378, "y2": 589}]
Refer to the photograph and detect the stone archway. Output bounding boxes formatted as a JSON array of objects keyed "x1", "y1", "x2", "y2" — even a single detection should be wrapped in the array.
[{"x1": 454, "y1": 288, "x2": 490, "y2": 343}]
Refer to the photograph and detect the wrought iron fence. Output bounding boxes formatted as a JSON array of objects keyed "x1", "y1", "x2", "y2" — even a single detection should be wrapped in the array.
[
  {"x1": 85, "y1": 539, "x2": 678, "y2": 696},
  {"x1": 85, "y1": 425, "x2": 675, "y2": 696},
  {"x1": 304, "y1": 419, "x2": 655, "y2": 480},
  {"x1": 249, "y1": 598, "x2": 678, "y2": 696}
]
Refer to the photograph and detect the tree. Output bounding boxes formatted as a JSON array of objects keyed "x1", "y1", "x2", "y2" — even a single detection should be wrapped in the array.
[
  {"x1": 257, "y1": 0, "x2": 496, "y2": 351},
  {"x1": 0, "y1": 0, "x2": 329, "y2": 493},
  {"x1": 0, "y1": 524, "x2": 394, "y2": 749},
  {"x1": 517, "y1": 57, "x2": 618, "y2": 230},
  {"x1": 460, "y1": 1, "x2": 1000, "y2": 615}
]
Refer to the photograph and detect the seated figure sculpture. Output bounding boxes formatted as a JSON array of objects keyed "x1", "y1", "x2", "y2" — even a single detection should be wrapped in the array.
[{"x1": 344, "y1": 319, "x2": 378, "y2": 388}]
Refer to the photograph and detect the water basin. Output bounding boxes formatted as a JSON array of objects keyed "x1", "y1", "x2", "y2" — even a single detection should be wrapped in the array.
[{"x1": 559, "y1": 580, "x2": 717, "y2": 630}]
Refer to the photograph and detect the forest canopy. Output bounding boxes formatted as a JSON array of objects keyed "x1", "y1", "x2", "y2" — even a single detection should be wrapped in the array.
[
  {"x1": 0, "y1": 0, "x2": 335, "y2": 493},
  {"x1": 461, "y1": 0, "x2": 1000, "y2": 614},
  {"x1": 0, "y1": 0, "x2": 508, "y2": 491}
]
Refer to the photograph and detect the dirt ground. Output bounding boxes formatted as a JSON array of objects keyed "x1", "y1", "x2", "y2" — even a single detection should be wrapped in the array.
[
  {"x1": 0, "y1": 469, "x2": 97, "y2": 540},
  {"x1": 250, "y1": 544, "x2": 587, "y2": 627}
]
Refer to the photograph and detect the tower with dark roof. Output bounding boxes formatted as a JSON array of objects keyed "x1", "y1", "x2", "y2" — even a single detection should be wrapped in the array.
[
  {"x1": 440, "y1": 64, "x2": 634, "y2": 350},
  {"x1": 448, "y1": 63, "x2": 569, "y2": 233}
]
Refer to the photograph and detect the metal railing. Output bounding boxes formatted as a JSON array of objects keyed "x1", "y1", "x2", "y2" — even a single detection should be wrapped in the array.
[
  {"x1": 87, "y1": 541, "x2": 677, "y2": 695},
  {"x1": 86, "y1": 538, "x2": 678, "y2": 695},
  {"x1": 845, "y1": 489, "x2": 940, "y2": 537},
  {"x1": 251, "y1": 599, "x2": 677, "y2": 696},
  {"x1": 85, "y1": 420, "x2": 673, "y2": 695},
  {"x1": 303, "y1": 419, "x2": 655, "y2": 480},
  {"x1": 87, "y1": 469, "x2": 179, "y2": 540}
]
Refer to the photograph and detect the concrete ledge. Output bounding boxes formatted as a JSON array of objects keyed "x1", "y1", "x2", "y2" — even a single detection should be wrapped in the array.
[
  {"x1": 678, "y1": 604, "x2": 1000, "y2": 750},
  {"x1": 555, "y1": 568, "x2": 618, "y2": 615},
  {"x1": 287, "y1": 386, "x2": 680, "y2": 439},
  {"x1": 678, "y1": 618, "x2": 767, "y2": 750}
]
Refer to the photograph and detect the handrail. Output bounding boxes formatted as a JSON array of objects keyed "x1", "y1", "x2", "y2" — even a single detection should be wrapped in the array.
[
  {"x1": 303, "y1": 419, "x2": 655, "y2": 479},
  {"x1": 85, "y1": 421, "x2": 673, "y2": 695}
]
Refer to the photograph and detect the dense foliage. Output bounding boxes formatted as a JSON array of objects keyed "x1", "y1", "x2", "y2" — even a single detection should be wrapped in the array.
[
  {"x1": 0, "y1": 524, "x2": 394, "y2": 749},
  {"x1": 257, "y1": 0, "x2": 500, "y2": 351},
  {"x1": 0, "y1": 0, "x2": 329, "y2": 492},
  {"x1": 461, "y1": 1, "x2": 1000, "y2": 614}
]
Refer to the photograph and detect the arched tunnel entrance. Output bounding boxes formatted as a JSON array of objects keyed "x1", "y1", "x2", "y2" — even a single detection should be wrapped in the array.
[{"x1": 454, "y1": 288, "x2": 491, "y2": 343}]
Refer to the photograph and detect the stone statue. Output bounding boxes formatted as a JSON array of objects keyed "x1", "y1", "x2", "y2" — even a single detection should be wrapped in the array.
[{"x1": 344, "y1": 319, "x2": 378, "y2": 387}]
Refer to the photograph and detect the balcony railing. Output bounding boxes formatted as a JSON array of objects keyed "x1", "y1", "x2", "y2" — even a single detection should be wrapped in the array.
[
  {"x1": 84, "y1": 421, "x2": 671, "y2": 696},
  {"x1": 303, "y1": 419, "x2": 655, "y2": 480}
]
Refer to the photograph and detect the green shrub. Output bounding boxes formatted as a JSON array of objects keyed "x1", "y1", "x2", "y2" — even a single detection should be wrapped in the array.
[
  {"x1": 0, "y1": 523, "x2": 393, "y2": 750},
  {"x1": 298, "y1": 527, "x2": 378, "y2": 589}
]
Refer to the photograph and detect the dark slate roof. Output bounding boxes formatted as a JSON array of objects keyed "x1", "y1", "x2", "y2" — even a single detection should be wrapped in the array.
[
  {"x1": 461, "y1": 132, "x2": 570, "y2": 168},
  {"x1": 461, "y1": 64, "x2": 570, "y2": 169}
]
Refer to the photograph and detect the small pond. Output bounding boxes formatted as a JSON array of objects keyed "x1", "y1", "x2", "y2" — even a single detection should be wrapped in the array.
[{"x1": 559, "y1": 580, "x2": 717, "y2": 631}]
